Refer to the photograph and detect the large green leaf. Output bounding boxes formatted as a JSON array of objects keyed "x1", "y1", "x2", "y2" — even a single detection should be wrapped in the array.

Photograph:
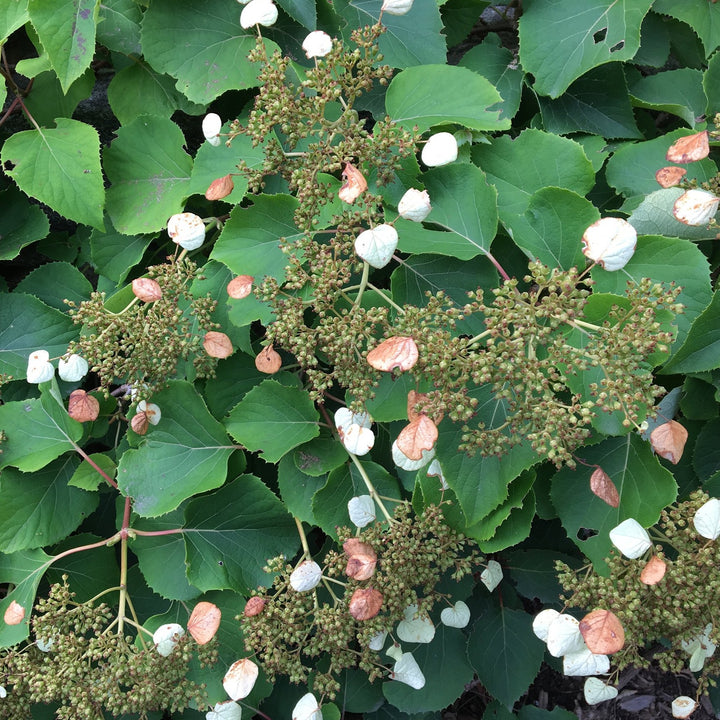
[
  {"x1": 224, "y1": 379, "x2": 320, "y2": 463},
  {"x1": 652, "y1": 0, "x2": 720, "y2": 58},
  {"x1": 551, "y1": 433, "x2": 677, "y2": 572},
  {"x1": 23, "y1": 68, "x2": 94, "y2": 127},
  {"x1": 103, "y1": 115, "x2": 193, "y2": 234},
  {"x1": 117, "y1": 381, "x2": 234, "y2": 517},
  {"x1": 0, "y1": 0, "x2": 29, "y2": 39},
  {"x1": 277, "y1": 455, "x2": 324, "y2": 526},
  {"x1": 0, "y1": 186, "x2": 50, "y2": 261},
  {"x1": 183, "y1": 475, "x2": 298, "y2": 593},
  {"x1": 89, "y1": 221, "x2": 153, "y2": 284},
  {"x1": 1, "y1": 118, "x2": 104, "y2": 229},
  {"x1": 628, "y1": 68, "x2": 707, "y2": 128},
  {"x1": 15, "y1": 261, "x2": 92, "y2": 312},
  {"x1": 97, "y1": 0, "x2": 141, "y2": 55},
  {"x1": 0, "y1": 458, "x2": 97, "y2": 553},
  {"x1": 386, "y1": 64, "x2": 507, "y2": 132},
  {"x1": 705, "y1": 46, "x2": 720, "y2": 115},
  {"x1": 141, "y1": 0, "x2": 276, "y2": 103},
  {"x1": 519, "y1": 0, "x2": 653, "y2": 98},
  {"x1": 27, "y1": 0, "x2": 97, "y2": 92}
]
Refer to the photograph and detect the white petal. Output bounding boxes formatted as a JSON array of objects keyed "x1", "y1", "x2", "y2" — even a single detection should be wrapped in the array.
[
  {"x1": 673, "y1": 189, "x2": 719, "y2": 226},
  {"x1": 689, "y1": 645, "x2": 706, "y2": 672},
  {"x1": 289, "y1": 560, "x2": 322, "y2": 592},
  {"x1": 58, "y1": 354, "x2": 88, "y2": 382},
  {"x1": 167, "y1": 213, "x2": 206, "y2": 251},
  {"x1": 396, "y1": 604, "x2": 435, "y2": 644},
  {"x1": 381, "y1": 0, "x2": 413, "y2": 14},
  {"x1": 421, "y1": 133, "x2": 458, "y2": 167},
  {"x1": 440, "y1": 601, "x2": 470, "y2": 629},
  {"x1": 348, "y1": 495, "x2": 376, "y2": 528},
  {"x1": 532, "y1": 609, "x2": 560, "y2": 643},
  {"x1": 302, "y1": 30, "x2": 332, "y2": 58},
  {"x1": 368, "y1": 630, "x2": 387, "y2": 651},
  {"x1": 693, "y1": 498, "x2": 720, "y2": 540},
  {"x1": 672, "y1": 696, "x2": 698, "y2": 719},
  {"x1": 292, "y1": 692, "x2": 322, "y2": 720},
  {"x1": 207, "y1": 135, "x2": 222, "y2": 147},
  {"x1": 480, "y1": 560, "x2": 503, "y2": 592},
  {"x1": 223, "y1": 658, "x2": 259, "y2": 700},
  {"x1": 398, "y1": 189, "x2": 431, "y2": 222},
  {"x1": 386, "y1": 642, "x2": 403, "y2": 662},
  {"x1": 0, "y1": 686, "x2": 6, "y2": 699},
  {"x1": 153, "y1": 623, "x2": 185, "y2": 657},
  {"x1": 240, "y1": 0, "x2": 278, "y2": 28},
  {"x1": 583, "y1": 677, "x2": 618, "y2": 705},
  {"x1": 426, "y1": 459, "x2": 449, "y2": 489},
  {"x1": 392, "y1": 652, "x2": 425, "y2": 689},
  {"x1": 207, "y1": 700, "x2": 243, "y2": 720},
  {"x1": 354, "y1": 224, "x2": 398, "y2": 269},
  {"x1": 334, "y1": 407, "x2": 372, "y2": 432},
  {"x1": 36, "y1": 637, "x2": 54, "y2": 652},
  {"x1": 546, "y1": 614, "x2": 586, "y2": 658},
  {"x1": 581, "y1": 217, "x2": 637, "y2": 271},
  {"x1": 341, "y1": 424, "x2": 375, "y2": 456},
  {"x1": 137, "y1": 400, "x2": 162, "y2": 425},
  {"x1": 562, "y1": 648, "x2": 610, "y2": 676},
  {"x1": 202, "y1": 113, "x2": 222, "y2": 140},
  {"x1": 28, "y1": 349, "x2": 50, "y2": 364},
  {"x1": 26, "y1": 359, "x2": 55, "y2": 384},
  {"x1": 609, "y1": 518, "x2": 651, "y2": 559},
  {"x1": 392, "y1": 440, "x2": 435, "y2": 471}
]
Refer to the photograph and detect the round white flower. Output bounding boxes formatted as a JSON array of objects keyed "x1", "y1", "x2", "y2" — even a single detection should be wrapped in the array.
[
  {"x1": 58, "y1": 354, "x2": 88, "y2": 382},
  {"x1": 223, "y1": 658, "x2": 259, "y2": 701},
  {"x1": 440, "y1": 600, "x2": 470, "y2": 629},
  {"x1": 167, "y1": 212, "x2": 206, "y2": 251},
  {"x1": 398, "y1": 188, "x2": 431, "y2": 222},
  {"x1": 334, "y1": 407, "x2": 372, "y2": 431},
  {"x1": 673, "y1": 189, "x2": 719, "y2": 226},
  {"x1": 581, "y1": 217, "x2": 637, "y2": 271},
  {"x1": 354, "y1": 224, "x2": 398, "y2": 269},
  {"x1": 421, "y1": 132, "x2": 458, "y2": 167},
  {"x1": 693, "y1": 497, "x2": 720, "y2": 540},
  {"x1": 562, "y1": 647, "x2": 610, "y2": 676},
  {"x1": 348, "y1": 495, "x2": 376, "y2": 527},
  {"x1": 532, "y1": 608, "x2": 560, "y2": 643},
  {"x1": 153, "y1": 623, "x2": 185, "y2": 656},
  {"x1": 137, "y1": 400, "x2": 161, "y2": 425},
  {"x1": 202, "y1": 113, "x2": 222, "y2": 146},
  {"x1": 546, "y1": 614, "x2": 586, "y2": 658},
  {"x1": 368, "y1": 630, "x2": 387, "y2": 651},
  {"x1": 289, "y1": 560, "x2": 322, "y2": 592},
  {"x1": 339, "y1": 423, "x2": 375, "y2": 456},
  {"x1": 26, "y1": 349, "x2": 54, "y2": 384},
  {"x1": 302, "y1": 31, "x2": 332, "y2": 58},
  {"x1": 292, "y1": 692, "x2": 322, "y2": 720},
  {"x1": 240, "y1": 0, "x2": 278, "y2": 29},
  {"x1": 671, "y1": 696, "x2": 697, "y2": 719},
  {"x1": 608, "y1": 518, "x2": 651, "y2": 559}
]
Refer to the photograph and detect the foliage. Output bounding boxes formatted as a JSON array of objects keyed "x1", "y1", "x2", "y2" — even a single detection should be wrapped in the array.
[{"x1": 0, "y1": 0, "x2": 719, "y2": 718}]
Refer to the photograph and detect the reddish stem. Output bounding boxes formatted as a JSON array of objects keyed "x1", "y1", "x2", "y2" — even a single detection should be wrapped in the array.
[{"x1": 74, "y1": 444, "x2": 118, "y2": 489}]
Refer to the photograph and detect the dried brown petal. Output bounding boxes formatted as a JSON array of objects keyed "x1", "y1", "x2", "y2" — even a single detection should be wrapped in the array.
[
  {"x1": 255, "y1": 344, "x2": 282, "y2": 374},
  {"x1": 589, "y1": 467, "x2": 620, "y2": 508},
  {"x1": 132, "y1": 277, "x2": 163, "y2": 302},
  {"x1": 244, "y1": 596, "x2": 266, "y2": 617},
  {"x1": 640, "y1": 555, "x2": 667, "y2": 586},
  {"x1": 227, "y1": 275, "x2": 254, "y2": 299},
  {"x1": 203, "y1": 331, "x2": 234, "y2": 359},
  {"x1": 650, "y1": 420, "x2": 688, "y2": 464},
  {"x1": 349, "y1": 587, "x2": 383, "y2": 620},
  {"x1": 338, "y1": 162, "x2": 367, "y2": 204},
  {"x1": 187, "y1": 601, "x2": 221, "y2": 644},
  {"x1": 205, "y1": 174, "x2": 235, "y2": 201},
  {"x1": 579, "y1": 609, "x2": 625, "y2": 654},
  {"x1": 345, "y1": 553, "x2": 377, "y2": 581},
  {"x1": 4, "y1": 600, "x2": 25, "y2": 625},
  {"x1": 666, "y1": 131, "x2": 710, "y2": 163},
  {"x1": 131, "y1": 412, "x2": 150, "y2": 435},
  {"x1": 396, "y1": 415, "x2": 438, "y2": 461},
  {"x1": 68, "y1": 389, "x2": 100, "y2": 423},
  {"x1": 406, "y1": 390, "x2": 444, "y2": 424},
  {"x1": 343, "y1": 538, "x2": 376, "y2": 558},
  {"x1": 367, "y1": 336, "x2": 419, "y2": 372},
  {"x1": 655, "y1": 166, "x2": 687, "y2": 188}
]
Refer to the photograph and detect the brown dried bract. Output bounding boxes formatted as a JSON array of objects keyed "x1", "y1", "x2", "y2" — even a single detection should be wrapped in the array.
[
  {"x1": 343, "y1": 539, "x2": 378, "y2": 581},
  {"x1": 349, "y1": 587, "x2": 383, "y2": 620},
  {"x1": 579, "y1": 609, "x2": 625, "y2": 654},
  {"x1": 68, "y1": 389, "x2": 100, "y2": 423},
  {"x1": 666, "y1": 131, "x2": 710, "y2": 163},
  {"x1": 655, "y1": 166, "x2": 687, "y2": 188},
  {"x1": 227, "y1": 275, "x2": 254, "y2": 299},
  {"x1": 203, "y1": 331, "x2": 234, "y2": 359},
  {"x1": 367, "y1": 336, "x2": 419, "y2": 372},
  {"x1": 205, "y1": 174, "x2": 234, "y2": 201},
  {"x1": 650, "y1": 420, "x2": 688, "y2": 464},
  {"x1": 396, "y1": 415, "x2": 438, "y2": 461},
  {"x1": 255, "y1": 344, "x2": 282, "y2": 374},
  {"x1": 407, "y1": 390, "x2": 443, "y2": 424},
  {"x1": 244, "y1": 596, "x2": 266, "y2": 617},
  {"x1": 640, "y1": 555, "x2": 667, "y2": 586},
  {"x1": 131, "y1": 412, "x2": 150, "y2": 435},
  {"x1": 132, "y1": 277, "x2": 163, "y2": 302},
  {"x1": 187, "y1": 601, "x2": 221, "y2": 644},
  {"x1": 4, "y1": 600, "x2": 25, "y2": 625},
  {"x1": 338, "y1": 162, "x2": 367, "y2": 204},
  {"x1": 589, "y1": 467, "x2": 620, "y2": 508}
]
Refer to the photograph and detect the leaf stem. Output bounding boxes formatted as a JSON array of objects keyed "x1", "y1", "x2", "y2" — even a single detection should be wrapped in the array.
[
  {"x1": 295, "y1": 516, "x2": 311, "y2": 559},
  {"x1": 353, "y1": 261, "x2": 370, "y2": 308},
  {"x1": 347, "y1": 452, "x2": 394, "y2": 523}
]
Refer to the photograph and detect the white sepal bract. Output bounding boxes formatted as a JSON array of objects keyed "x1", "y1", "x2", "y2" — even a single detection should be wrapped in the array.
[
  {"x1": 420, "y1": 132, "x2": 458, "y2": 167},
  {"x1": 167, "y1": 213, "x2": 206, "y2": 251},
  {"x1": 302, "y1": 31, "x2": 332, "y2": 58},
  {"x1": 153, "y1": 623, "x2": 185, "y2": 657},
  {"x1": 392, "y1": 652, "x2": 426, "y2": 689},
  {"x1": 671, "y1": 696, "x2": 698, "y2": 719},
  {"x1": 381, "y1": 0, "x2": 414, "y2": 14},
  {"x1": 546, "y1": 614, "x2": 586, "y2": 658},
  {"x1": 137, "y1": 400, "x2": 161, "y2": 425},
  {"x1": 202, "y1": 113, "x2": 222, "y2": 146},
  {"x1": 58, "y1": 354, "x2": 88, "y2": 382},
  {"x1": 368, "y1": 630, "x2": 387, "y2": 651},
  {"x1": 26, "y1": 349, "x2": 54, "y2": 384},
  {"x1": 348, "y1": 495, "x2": 376, "y2": 528},
  {"x1": 292, "y1": 692, "x2": 323, "y2": 720},
  {"x1": 673, "y1": 189, "x2": 719, "y2": 226},
  {"x1": 207, "y1": 700, "x2": 243, "y2": 720},
  {"x1": 340, "y1": 424, "x2": 375, "y2": 456},
  {"x1": 392, "y1": 440, "x2": 435, "y2": 471},
  {"x1": 609, "y1": 518, "x2": 651, "y2": 559},
  {"x1": 583, "y1": 677, "x2": 618, "y2": 705},
  {"x1": 0, "y1": 686, "x2": 5, "y2": 699},
  {"x1": 223, "y1": 658, "x2": 259, "y2": 700},
  {"x1": 289, "y1": 560, "x2": 322, "y2": 592},
  {"x1": 398, "y1": 189, "x2": 431, "y2": 222},
  {"x1": 480, "y1": 560, "x2": 503, "y2": 592},
  {"x1": 681, "y1": 624, "x2": 715, "y2": 672},
  {"x1": 354, "y1": 224, "x2": 398, "y2": 269},
  {"x1": 562, "y1": 647, "x2": 610, "y2": 676},
  {"x1": 334, "y1": 407, "x2": 372, "y2": 431},
  {"x1": 532, "y1": 609, "x2": 560, "y2": 643},
  {"x1": 581, "y1": 217, "x2": 637, "y2": 271},
  {"x1": 386, "y1": 642, "x2": 403, "y2": 662},
  {"x1": 440, "y1": 601, "x2": 470, "y2": 629},
  {"x1": 693, "y1": 498, "x2": 720, "y2": 540},
  {"x1": 426, "y1": 459, "x2": 449, "y2": 489},
  {"x1": 240, "y1": 0, "x2": 278, "y2": 28},
  {"x1": 396, "y1": 604, "x2": 435, "y2": 644},
  {"x1": 36, "y1": 637, "x2": 54, "y2": 653}
]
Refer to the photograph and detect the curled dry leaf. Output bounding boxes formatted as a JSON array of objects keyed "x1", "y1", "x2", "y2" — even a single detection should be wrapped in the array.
[
  {"x1": 650, "y1": 420, "x2": 688, "y2": 464},
  {"x1": 338, "y1": 162, "x2": 367, "y2": 203},
  {"x1": 131, "y1": 411, "x2": 150, "y2": 435},
  {"x1": 579, "y1": 609, "x2": 625, "y2": 654},
  {"x1": 396, "y1": 415, "x2": 438, "y2": 461},
  {"x1": 589, "y1": 467, "x2": 620, "y2": 508},
  {"x1": 132, "y1": 277, "x2": 162, "y2": 302},
  {"x1": 349, "y1": 587, "x2": 383, "y2": 620},
  {"x1": 243, "y1": 596, "x2": 266, "y2": 617},
  {"x1": 4, "y1": 600, "x2": 25, "y2": 625},
  {"x1": 206, "y1": 174, "x2": 234, "y2": 201},
  {"x1": 68, "y1": 389, "x2": 100, "y2": 422},
  {"x1": 227, "y1": 275, "x2": 254, "y2": 299},
  {"x1": 640, "y1": 555, "x2": 667, "y2": 585},
  {"x1": 187, "y1": 601, "x2": 221, "y2": 644},
  {"x1": 666, "y1": 130, "x2": 710, "y2": 163},
  {"x1": 367, "y1": 336, "x2": 418, "y2": 372},
  {"x1": 203, "y1": 331, "x2": 234, "y2": 359},
  {"x1": 655, "y1": 166, "x2": 687, "y2": 188},
  {"x1": 255, "y1": 344, "x2": 282, "y2": 374}
]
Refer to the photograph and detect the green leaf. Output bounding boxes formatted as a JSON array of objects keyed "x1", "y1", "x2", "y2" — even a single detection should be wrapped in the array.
[
  {"x1": 183, "y1": 475, "x2": 298, "y2": 593},
  {"x1": 0, "y1": 0, "x2": 29, "y2": 39},
  {"x1": 694, "y1": 418, "x2": 720, "y2": 485},
  {"x1": 211, "y1": 195, "x2": 301, "y2": 282},
  {"x1": 705, "y1": 47, "x2": 720, "y2": 115},
  {"x1": 1, "y1": 118, "x2": 104, "y2": 229},
  {"x1": 23, "y1": 68, "x2": 95, "y2": 127},
  {"x1": 479, "y1": 494, "x2": 536, "y2": 552},
  {"x1": 0, "y1": 547, "x2": 53, "y2": 648},
  {"x1": 518, "y1": 0, "x2": 653, "y2": 98},
  {"x1": 634, "y1": 11, "x2": 671, "y2": 67},
  {"x1": 662, "y1": 290, "x2": 720, "y2": 374},
  {"x1": 275, "y1": 0, "x2": 315, "y2": 29},
  {"x1": 628, "y1": 67, "x2": 707, "y2": 128},
  {"x1": 204, "y1": 353, "x2": 269, "y2": 418},
  {"x1": 363, "y1": 372, "x2": 430, "y2": 422},
  {"x1": 141, "y1": 0, "x2": 277, "y2": 103},
  {"x1": 225, "y1": 379, "x2": 319, "y2": 463},
  {"x1": 97, "y1": 0, "x2": 141, "y2": 55},
  {"x1": 103, "y1": 115, "x2": 193, "y2": 234},
  {"x1": 27, "y1": 0, "x2": 97, "y2": 92},
  {"x1": 0, "y1": 293, "x2": 77, "y2": 379},
  {"x1": 386, "y1": 64, "x2": 506, "y2": 132},
  {"x1": 277, "y1": 455, "x2": 324, "y2": 526},
  {"x1": 472, "y1": 129, "x2": 595, "y2": 226},
  {"x1": 68, "y1": 453, "x2": 116, "y2": 491},
  {"x1": 652, "y1": 0, "x2": 720, "y2": 58},
  {"x1": 551, "y1": 434, "x2": 677, "y2": 572},
  {"x1": 89, "y1": 220, "x2": 153, "y2": 284},
  {"x1": 15, "y1": 261, "x2": 92, "y2": 312},
  {"x1": 468, "y1": 599, "x2": 544, "y2": 709},
  {"x1": 504, "y1": 548, "x2": 580, "y2": 605},
  {"x1": 0, "y1": 186, "x2": 50, "y2": 261},
  {"x1": 537, "y1": 64, "x2": 642, "y2": 139},
  {"x1": 293, "y1": 436, "x2": 348, "y2": 477},
  {"x1": 117, "y1": 381, "x2": 234, "y2": 517}
]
